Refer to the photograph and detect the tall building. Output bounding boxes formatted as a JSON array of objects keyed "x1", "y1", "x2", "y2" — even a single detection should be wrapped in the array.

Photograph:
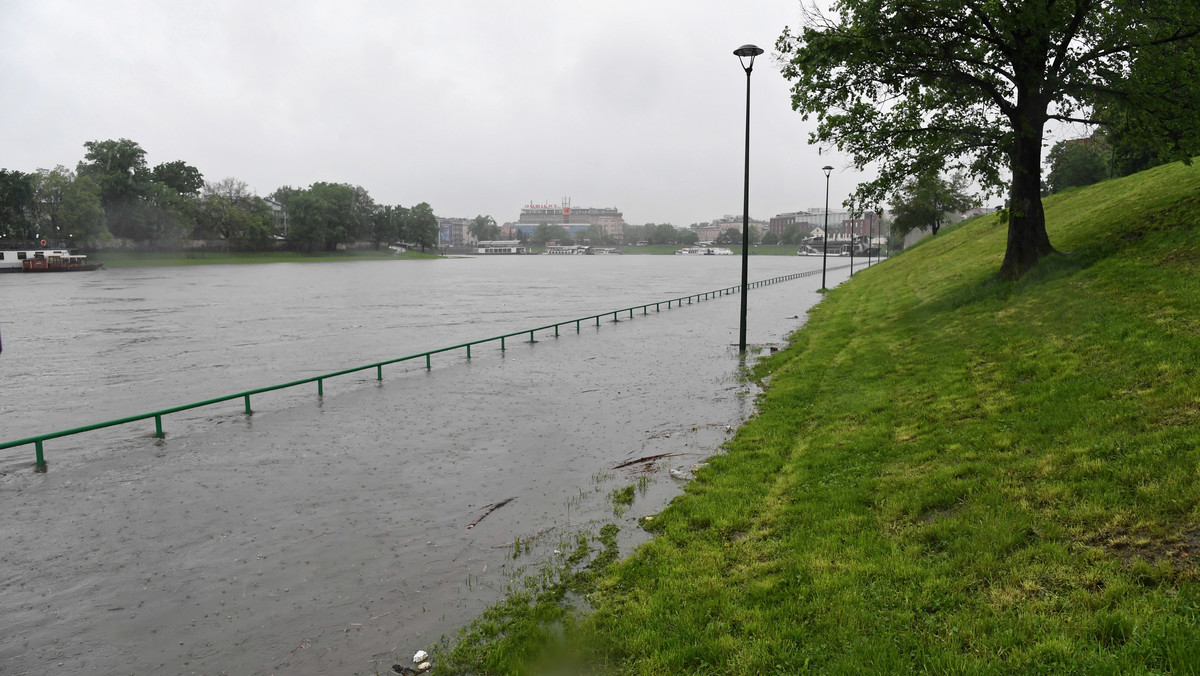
[{"x1": 438, "y1": 217, "x2": 472, "y2": 247}]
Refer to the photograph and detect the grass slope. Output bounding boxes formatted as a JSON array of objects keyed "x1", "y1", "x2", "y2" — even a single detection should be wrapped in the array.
[{"x1": 436, "y1": 160, "x2": 1200, "y2": 675}]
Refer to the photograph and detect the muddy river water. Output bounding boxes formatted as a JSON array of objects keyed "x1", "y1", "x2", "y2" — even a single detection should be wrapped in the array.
[{"x1": 0, "y1": 254, "x2": 856, "y2": 675}]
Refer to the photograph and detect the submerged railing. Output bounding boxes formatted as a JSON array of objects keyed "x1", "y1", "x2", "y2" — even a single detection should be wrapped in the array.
[{"x1": 3, "y1": 265, "x2": 854, "y2": 470}]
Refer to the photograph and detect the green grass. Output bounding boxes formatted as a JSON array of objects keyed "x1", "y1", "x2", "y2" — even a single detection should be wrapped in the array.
[
  {"x1": 430, "y1": 159, "x2": 1200, "y2": 675},
  {"x1": 95, "y1": 249, "x2": 439, "y2": 268}
]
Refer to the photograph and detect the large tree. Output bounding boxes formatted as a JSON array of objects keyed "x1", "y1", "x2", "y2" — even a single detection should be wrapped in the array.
[
  {"x1": 1045, "y1": 137, "x2": 1110, "y2": 193},
  {"x1": 778, "y1": 0, "x2": 1200, "y2": 280},
  {"x1": 890, "y1": 171, "x2": 977, "y2": 238},
  {"x1": 405, "y1": 202, "x2": 438, "y2": 252},
  {"x1": 469, "y1": 214, "x2": 500, "y2": 242},
  {"x1": 285, "y1": 182, "x2": 369, "y2": 252},
  {"x1": 34, "y1": 166, "x2": 106, "y2": 245},
  {"x1": 368, "y1": 205, "x2": 406, "y2": 250},
  {"x1": 196, "y1": 178, "x2": 276, "y2": 249},
  {"x1": 0, "y1": 169, "x2": 36, "y2": 239},
  {"x1": 151, "y1": 160, "x2": 204, "y2": 196},
  {"x1": 76, "y1": 138, "x2": 149, "y2": 212}
]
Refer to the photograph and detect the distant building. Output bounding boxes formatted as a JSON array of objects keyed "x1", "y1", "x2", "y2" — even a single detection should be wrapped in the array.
[
  {"x1": 693, "y1": 215, "x2": 767, "y2": 243},
  {"x1": 438, "y1": 217, "x2": 472, "y2": 247},
  {"x1": 263, "y1": 197, "x2": 288, "y2": 236},
  {"x1": 769, "y1": 211, "x2": 818, "y2": 236},
  {"x1": 510, "y1": 198, "x2": 625, "y2": 240}
]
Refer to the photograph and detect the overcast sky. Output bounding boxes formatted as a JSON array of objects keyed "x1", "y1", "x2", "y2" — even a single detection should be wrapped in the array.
[{"x1": 1, "y1": 1, "x2": 863, "y2": 226}]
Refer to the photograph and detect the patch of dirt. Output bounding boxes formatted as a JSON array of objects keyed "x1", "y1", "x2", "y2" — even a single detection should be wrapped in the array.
[{"x1": 1089, "y1": 524, "x2": 1200, "y2": 572}]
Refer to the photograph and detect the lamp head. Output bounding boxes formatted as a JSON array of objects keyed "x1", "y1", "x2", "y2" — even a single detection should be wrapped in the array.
[
  {"x1": 734, "y1": 44, "x2": 764, "y2": 72},
  {"x1": 822, "y1": 165, "x2": 834, "y2": 177}
]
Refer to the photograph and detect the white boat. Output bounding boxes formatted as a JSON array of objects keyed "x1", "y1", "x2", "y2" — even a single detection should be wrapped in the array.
[
  {"x1": 544, "y1": 245, "x2": 587, "y2": 255},
  {"x1": 0, "y1": 241, "x2": 103, "y2": 273},
  {"x1": 676, "y1": 246, "x2": 732, "y2": 256}
]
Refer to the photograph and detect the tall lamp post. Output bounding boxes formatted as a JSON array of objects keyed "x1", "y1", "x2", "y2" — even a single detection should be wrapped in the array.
[
  {"x1": 867, "y1": 211, "x2": 874, "y2": 267},
  {"x1": 849, "y1": 212, "x2": 855, "y2": 277},
  {"x1": 873, "y1": 210, "x2": 882, "y2": 266},
  {"x1": 821, "y1": 165, "x2": 833, "y2": 290},
  {"x1": 735, "y1": 43, "x2": 763, "y2": 353}
]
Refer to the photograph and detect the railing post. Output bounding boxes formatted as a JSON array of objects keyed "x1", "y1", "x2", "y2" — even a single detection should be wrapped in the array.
[
  {"x1": 576, "y1": 320, "x2": 580, "y2": 332},
  {"x1": 426, "y1": 354, "x2": 431, "y2": 369},
  {"x1": 35, "y1": 440, "x2": 46, "y2": 472},
  {"x1": 318, "y1": 379, "x2": 323, "y2": 396},
  {"x1": 376, "y1": 365, "x2": 382, "y2": 381},
  {"x1": 467, "y1": 344, "x2": 472, "y2": 358},
  {"x1": 501, "y1": 337, "x2": 506, "y2": 351},
  {"x1": 155, "y1": 414, "x2": 164, "y2": 438},
  {"x1": 554, "y1": 325, "x2": 559, "y2": 337},
  {"x1": 529, "y1": 330, "x2": 535, "y2": 342},
  {"x1": 595, "y1": 316, "x2": 600, "y2": 327},
  {"x1": 244, "y1": 395, "x2": 252, "y2": 415}
]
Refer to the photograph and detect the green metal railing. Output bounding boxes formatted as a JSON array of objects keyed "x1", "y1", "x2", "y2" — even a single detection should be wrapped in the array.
[{"x1": 3, "y1": 265, "x2": 852, "y2": 470}]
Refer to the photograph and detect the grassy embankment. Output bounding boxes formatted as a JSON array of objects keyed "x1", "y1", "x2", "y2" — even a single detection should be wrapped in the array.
[
  {"x1": 431, "y1": 159, "x2": 1200, "y2": 675},
  {"x1": 96, "y1": 249, "x2": 439, "y2": 267}
]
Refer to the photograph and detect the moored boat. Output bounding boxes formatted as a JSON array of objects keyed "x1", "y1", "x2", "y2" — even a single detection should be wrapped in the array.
[{"x1": 0, "y1": 241, "x2": 104, "y2": 273}]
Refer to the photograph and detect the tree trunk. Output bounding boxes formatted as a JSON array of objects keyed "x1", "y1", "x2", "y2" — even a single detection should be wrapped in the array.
[{"x1": 998, "y1": 108, "x2": 1058, "y2": 281}]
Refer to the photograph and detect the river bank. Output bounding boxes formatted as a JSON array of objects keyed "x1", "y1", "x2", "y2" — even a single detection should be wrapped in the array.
[{"x1": 427, "y1": 160, "x2": 1200, "y2": 674}]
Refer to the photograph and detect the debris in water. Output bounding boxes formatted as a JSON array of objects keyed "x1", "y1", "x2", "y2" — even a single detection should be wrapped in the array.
[
  {"x1": 467, "y1": 498, "x2": 515, "y2": 529},
  {"x1": 613, "y1": 452, "x2": 688, "y2": 469}
]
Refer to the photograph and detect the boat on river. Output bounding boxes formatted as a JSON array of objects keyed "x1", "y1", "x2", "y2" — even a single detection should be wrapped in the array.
[
  {"x1": 676, "y1": 246, "x2": 733, "y2": 256},
  {"x1": 0, "y1": 241, "x2": 104, "y2": 273}
]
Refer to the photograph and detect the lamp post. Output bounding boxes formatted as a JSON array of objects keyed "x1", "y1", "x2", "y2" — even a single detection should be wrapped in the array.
[
  {"x1": 867, "y1": 211, "x2": 873, "y2": 267},
  {"x1": 821, "y1": 165, "x2": 833, "y2": 290},
  {"x1": 849, "y1": 213, "x2": 855, "y2": 277},
  {"x1": 734, "y1": 43, "x2": 763, "y2": 353},
  {"x1": 873, "y1": 210, "x2": 881, "y2": 266}
]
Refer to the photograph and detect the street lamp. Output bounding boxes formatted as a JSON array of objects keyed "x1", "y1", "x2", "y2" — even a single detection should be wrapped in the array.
[
  {"x1": 849, "y1": 212, "x2": 855, "y2": 277},
  {"x1": 873, "y1": 210, "x2": 881, "y2": 266},
  {"x1": 821, "y1": 165, "x2": 833, "y2": 290},
  {"x1": 735, "y1": 43, "x2": 763, "y2": 353}
]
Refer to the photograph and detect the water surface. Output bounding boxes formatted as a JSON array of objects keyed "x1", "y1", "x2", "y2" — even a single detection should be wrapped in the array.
[{"x1": 0, "y1": 255, "x2": 855, "y2": 674}]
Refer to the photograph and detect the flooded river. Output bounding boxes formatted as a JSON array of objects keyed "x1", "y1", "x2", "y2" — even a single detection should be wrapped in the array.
[{"x1": 0, "y1": 254, "x2": 855, "y2": 675}]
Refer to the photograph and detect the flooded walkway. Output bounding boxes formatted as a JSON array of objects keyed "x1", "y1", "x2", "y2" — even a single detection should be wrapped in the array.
[{"x1": 0, "y1": 256, "x2": 853, "y2": 674}]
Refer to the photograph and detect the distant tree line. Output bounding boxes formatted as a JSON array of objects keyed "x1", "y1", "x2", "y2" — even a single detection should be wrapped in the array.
[
  {"x1": 0, "y1": 138, "x2": 452, "y2": 252},
  {"x1": 622, "y1": 223, "x2": 699, "y2": 246}
]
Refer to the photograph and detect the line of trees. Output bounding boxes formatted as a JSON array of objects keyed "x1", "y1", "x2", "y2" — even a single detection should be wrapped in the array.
[
  {"x1": 0, "y1": 138, "x2": 448, "y2": 252},
  {"x1": 622, "y1": 223, "x2": 699, "y2": 246}
]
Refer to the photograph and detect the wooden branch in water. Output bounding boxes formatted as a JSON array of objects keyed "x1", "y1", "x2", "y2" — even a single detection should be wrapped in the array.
[
  {"x1": 467, "y1": 497, "x2": 515, "y2": 529},
  {"x1": 612, "y1": 452, "x2": 688, "y2": 469}
]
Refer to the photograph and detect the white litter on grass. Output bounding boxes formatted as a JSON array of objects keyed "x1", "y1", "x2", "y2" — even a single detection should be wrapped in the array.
[{"x1": 413, "y1": 650, "x2": 429, "y2": 663}]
